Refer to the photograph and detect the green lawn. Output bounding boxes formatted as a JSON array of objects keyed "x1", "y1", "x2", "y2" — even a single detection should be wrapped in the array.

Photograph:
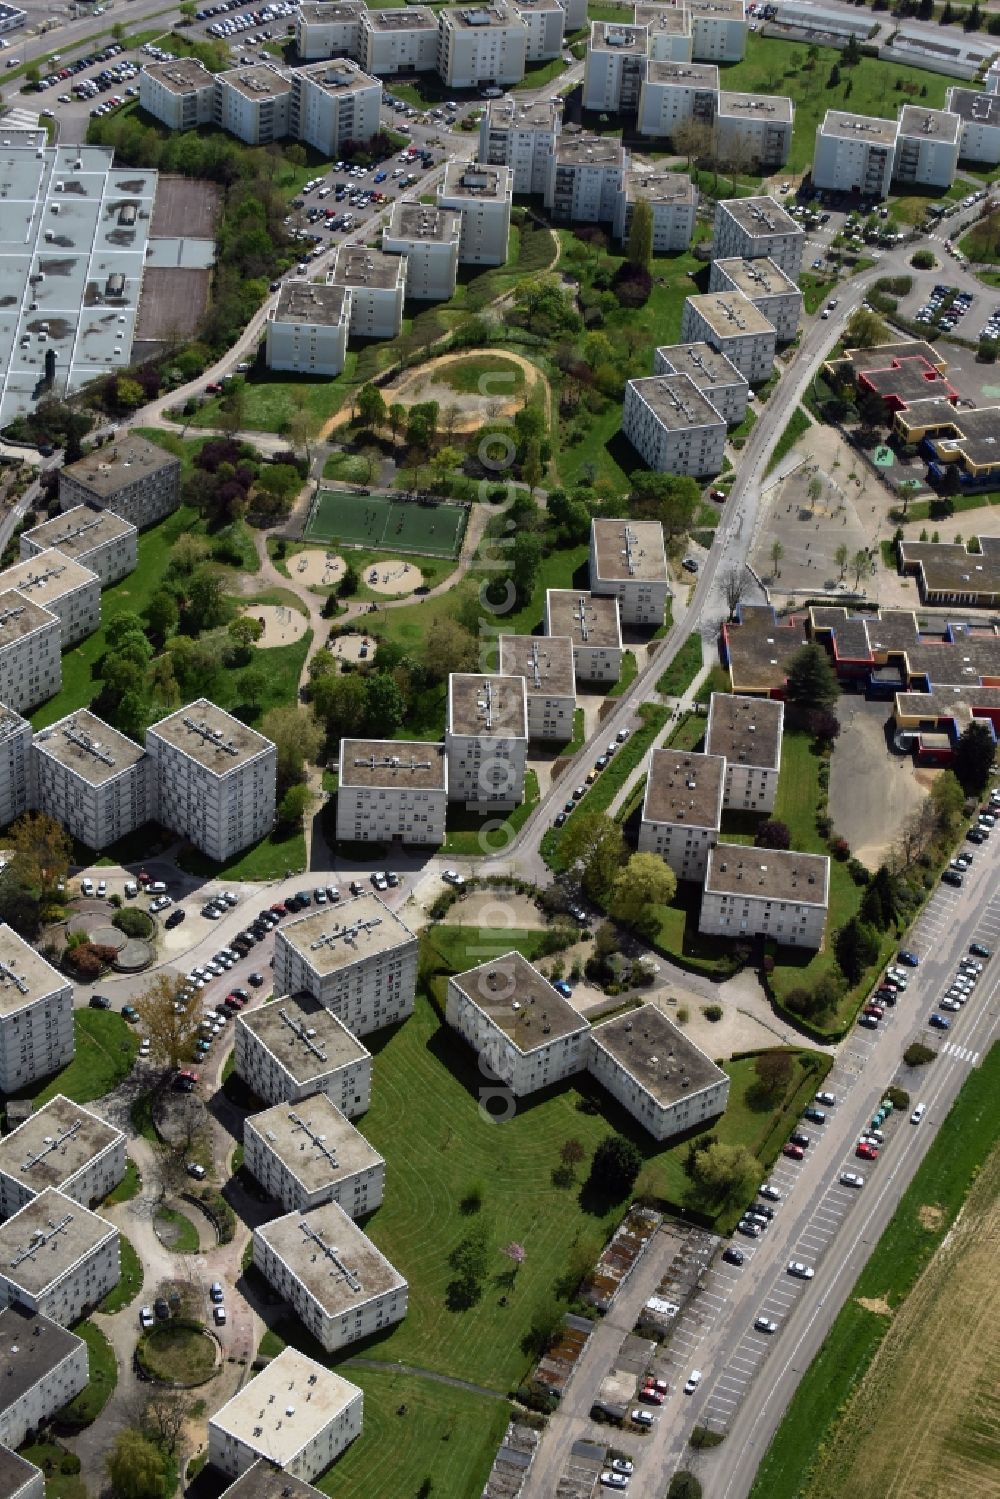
[
  {"x1": 750, "y1": 1041, "x2": 1000, "y2": 1499},
  {"x1": 17, "y1": 1444, "x2": 87, "y2": 1499},
  {"x1": 511, "y1": 55, "x2": 571, "y2": 90},
  {"x1": 98, "y1": 1233, "x2": 143, "y2": 1314},
  {"x1": 60, "y1": 1322, "x2": 117, "y2": 1429},
  {"x1": 185, "y1": 353, "x2": 361, "y2": 433},
  {"x1": 609, "y1": 650, "x2": 638, "y2": 699},
  {"x1": 323, "y1": 452, "x2": 374, "y2": 484},
  {"x1": 155, "y1": 1207, "x2": 201, "y2": 1254},
  {"x1": 435, "y1": 353, "x2": 527, "y2": 395},
  {"x1": 138, "y1": 1324, "x2": 217, "y2": 1384},
  {"x1": 498, "y1": 545, "x2": 591, "y2": 636},
  {"x1": 25, "y1": 1011, "x2": 137, "y2": 1108},
  {"x1": 766, "y1": 406, "x2": 813, "y2": 476},
  {"x1": 103, "y1": 1158, "x2": 142, "y2": 1207},
  {"x1": 959, "y1": 210, "x2": 1000, "y2": 266},
  {"x1": 656, "y1": 634, "x2": 704, "y2": 698},
  {"x1": 441, "y1": 770, "x2": 540, "y2": 856},
  {"x1": 176, "y1": 824, "x2": 307, "y2": 880}
]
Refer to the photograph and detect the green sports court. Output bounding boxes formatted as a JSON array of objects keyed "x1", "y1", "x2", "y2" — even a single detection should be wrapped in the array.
[{"x1": 305, "y1": 489, "x2": 468, "y2": 558}]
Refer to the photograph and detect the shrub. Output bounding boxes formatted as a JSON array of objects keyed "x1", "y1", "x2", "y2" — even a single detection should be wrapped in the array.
[
  {"x1": 911, "y1": 249, "x2": 935, "y2": 269},
  {"x1": 885, "y1": 1085, "x2": 910, "y2": 1111},
  {"x1": 689, "y1": 1426, "x2": 724, "y2": 1449},
  {"x1": 904, "y1": 1042, "x2": 936, "y2": 1066},
  {"x1": 668, "y1": 1475, "x2": 703, "y2": 1499},
  {"x1": 112, "y1": 907, "x2": 154, "y2": 938},
  {"x1": 847, "y1": 858, "x2": 870, "y2": 886},
  {"x1": 702, "y1": 1004, "x2": 723, "y2": 1022},
  {"x1": 60, "y1": 1456, "x2": 82, "y2": 1476}
]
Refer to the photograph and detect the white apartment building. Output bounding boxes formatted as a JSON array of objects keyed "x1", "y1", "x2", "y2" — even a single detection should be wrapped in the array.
[
  {"x1": 680, "y1": 292, "x2": 777, "y2": 385},
  {"x1": 587, "y1": 1005, "x2": 730, "y2": 1141},
  {"x1": 30, "y1": 710, "x2": 150, "y2": 853},
  {"x1": 145, "y1": 699, "x2": 277, "y2": 864},
  {"x1": 235, "y1": 993, "x2": 373, "y2": 1116},
  {"x1": 582, "y1": 22, "x2": 647, "y2": 113},
  {"x1": 637, "y1": 59, "x2": 718, "y2": 139},
  {"x1": 699, "y1": 844, "x2": 830, "y2": 948},
  {"x1": 361, "y1": 6, "x2": 439, "y2": 73},
  {"x1": 266, "y1": 281, "x2": 351, "y2": 377},
  {"x1": 336, "y1": 738, "x2": 447, "y2": 845},
  {"x1": 446, "y1": 951, "x2": 590, "y2": 1098},
  {"x1": 253, "y1": 1203, "x2": 407, "y2": 1354},
  {"x1": 216, "y1": 1462, "x2": 328, "y2": 1499},
  {"x1": 445, "y1": 672, "x2": 528, "y2": 805},
  {"x1": 712, "y1": 195, "x2": 805, "y2": 281},
  {"x1": 0, "y1": 1444, "x2": 45, "y2": 1499},
  {"x1": 59, "y1": 434, "x2": 181, "y2": 533},
  {"x1": 437, "y1": 162, "x2": 513, "y2": 265},
  {"x1": 613, "y1": 170, "x2": 697, "y2": 252},
  {"x1": 0, "y1": 1307, "x2": 87, "y2": 1453},
  {"x1": 382, "y1": 202, "x2": 461, "y2": 300},
  {"x1": 652, "y1": 341, "x2": 748, "y2": 425},
  {"x1": 709, "y1": 256, "x2": 802, "y2": 342},
  {"x1": 295, "y1": 1, "x2": 365, "y2": 61},
  {"x1": 705, "y1": 690, "x2": 783, "y2": 813},
  {"x1": 331, "y1": 246, "x2": 406, "y2": 340},
  {"x1": 0, "y1": 926, "x2": 74, "y2": 1096},
  {"x1": 621, "y1": 374, "x2": 727, "y2": 477},
  {"x1": 0, "y1": 551, "x2": 99, "y2": 651},
  {"x1": 498, "y1": 634, "x2": 576, "y2": 742},
  {"x1": 290, "y1": 59, "x2": 382, "y2": 156},
  {"x1": 0, "y1": 1095, "x2": 126, "y2": 1221},
  {"x1": 0, "y1": 705, "x2": 32, "y2": 830},
  {"x1": 546, "y1": 136, "x2": 627, "y2": 224},
  {"x1": 639, "y1": 747, "x2": 724, "y2": 881},
  {"x1": 715, "y1": 91, "x2": 793, "y2": 170},
  {"x1": 544, "y1": 589, "x2": 623, "y2": 683},
  {"x1": 0, "y1": 1188, "x2": 119, "y2": 1326},
  {"x1": 894, "y1": 104, "x2": 961, "y2": 189},
  {"x1": 20, "y1": 506, "x2": 138, "y2": 589},
  {"x1": 813, "y1": 110, "x2": 897, "y2": 198},
  {"x1": 636, "y1": 3, "x2": 694, "y2": 62},
  {"x1": 589, "y1": 517, "x2": 670, "y2": 627},
  {"x1": 437, "y1": 4, "x2": 528, "y2": 88},
  {"x1": 0, "y1": 590, "x2": 60, "y2": 719},
  {"x1": 687, "y1": 0, "x2": 746, "y2": 61},
  {"x1": 209, "y1": 1348, "x2": 363, "y2": 1482},
  {"x1": 272, "y1": 894, "x2": 418, "y2": 1038},
  {"x1": 478, "y1": 94, "x2": 562, "y2": 196},
  {"x1": 244, "y1": 1093, "x2": 385, "y2": 1216},
  {"x1": 557, "y1": 0, "x2": 587, "y2": 27},
  {"x1": 213, "y1": 63, "x2": 293, "y2": 145},
  {"x1": 945, "y1": 86, "x2": 1000, "y2": 165},
  {"x1": 138, "y1": 57, "x2": 216, "y2": 129},
  {"x1": 511, "y1": 0, "x2": 564, "y2": 60}
]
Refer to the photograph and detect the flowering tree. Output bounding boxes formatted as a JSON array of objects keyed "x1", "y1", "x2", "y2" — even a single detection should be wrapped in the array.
[{"x1": 503, "y1": 1242, "x2": 526, "y2": 1268}]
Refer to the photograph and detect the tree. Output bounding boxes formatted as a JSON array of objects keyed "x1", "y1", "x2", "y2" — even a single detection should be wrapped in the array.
[
  {"x1": 560, "y1": 1138, "x2": 585, "y2": 1176},
  {"x1": 144, "y1": 589, "x2": 179, "y2": 644},
  {"x1": 609, "y1": 852, "x2": 677, "y2": 934},
  {"x1": 689, "y1": 1142, "x2": 760, "y2": 1208},
  {"x1": 952, "y1": 721, "x2": 995, "y2": 796},
  {"x1": 852, "y1": 548, "x2": 870, "y2": 589},
  {"x1": 769, "y1": 539, "x2": 784, "y2": 577},
  {"x1": 106, "y1": 1432, "x2": 168, "y2": 1499},
  {"x1": 754, "y1": 1049, "x2": 793, "y2": 1099},
  {"x1": 522, "y1": 439, "x2": 543, "y2": 497},
  {"x1": 311, "y1": 671, "x2": 368, "y2": 739},
  {"x1": 277, "y1": 782, "x2": 312, "y2": 831},
  {"x1": 629, "y1": 471, "x2": 699, "y2": 540},
  {"x1": 238, "y1": 664, "x2": 268, "y2": 710},
  {"x1": 845, "y1": 308, "x2": 890, "y2": 349},
  {"x1": 356, "y1": 383, "x2": 386, "y2": 431},
  {"x1": 169, "y1": 533, "x2": 211, "y2": 575},
  {"x1": 929, "y1": 769, "x2": 965, "y2": 833},
  {"x1": 228, "y1": 615, "x2": 264, "y2": 660},
  {"x1": 260, "y1": 703, "x2": 324, "y2": 793},
  {"x1": 627, "y1": 198, "x2": 654, "y2": 271},
  {"x1": 559, "y1": 811, "x2": 625, "y2": 903},
  {"x1": 287, "y1": 388, "x2": 320, "y2": 465},
  {"x1": 131, "y1": 1391, "x2": 191, "y2": 1458},
  {"x1": 667, "y1": 1474, "x2": 703, "y2": 1499},
  {"x1": 135, "y1": 972, "x2": 202, "y2": 1071},
  {"x1": 835, "y1": 542, "x2": 849, "y2": 579},
  {"x1": 722, "y1": 564, "x2": 748, "y2": 621},
  {"x1": 448, "y1": 1218, "x2": 491, "y2": 1308},
  {"x1": 859, "y1": 864, "x2": 897, "y2": 930},
  {"x1": 755, "y1": 819, "x2": 791, "y2": 850},
  {"x1": 421, "y1": 618, "x2": 478, "y2": 680},
  {"x1": 786, "y1": 643, "x2": 840, "y2": 711},
  {"x1": 388, "y1": 402, "x2": 406, "y2": 445},
  {"x1": 364, "y1": 673, "x2": 406, "y2": 736},
  {"x1": 8, "y1": 812, "x2": 72, "y2": 897},
  {"x1": 828, "y1": 62, "x2": 841, "y2": 86},
  {"x1": 835, "y1": 916, "x2": 880, "y2": 984},
  {"x1": 183, "y1": 567, "x2": 226, "y2": 633},
  {"x1": 588, "y1": 1134, "x2": 643, "y2": 1199},
  {"x1": 430, "y1": 443, "x2": 463, "y2": 496},
  {"x1": 115, "y1": 377, "x2": 145, "y2": 411},
  {"x1": 671, "y1": 118, "x2": 714, "y2": 168},
  {"x1": 511, "y1": 531, "x2": 542, "y2": 608}
]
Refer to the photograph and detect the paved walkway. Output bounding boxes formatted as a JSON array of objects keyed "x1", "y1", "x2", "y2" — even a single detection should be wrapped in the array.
[{"x1": 340, "y1": 1357, "x2": 501, "y2": 1401}]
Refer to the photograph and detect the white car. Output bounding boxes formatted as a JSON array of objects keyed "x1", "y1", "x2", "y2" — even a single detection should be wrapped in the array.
[
  {"x1": 600, "y1": 1477, "x2": 628, "y2": 1492},
  {"x1": 140, "y1": 1306, "x2": 154, "y2": 1328},
  {"x1": 911, "y1": 1102, "x2": 926, "y2": 1124},
  {"x1": 80, "y1": 878, "x2": 94, "y2": 896},
  {"x1": 631, "y1": 1409, "x2": 654, "y2": 1426},
  {"x1": 139, "y1": 1039, "x2": 151, "y2": 1056},
  {"x1": 442, "y1": 870, "x2": 465, "y2": 886},
  {"x1": 96, "y1": 880, "x2": 108, "y2": 898},
  {"x1": 754, "y1": 1316, "x2": 778, "y2": 1334},
  {"x1": 149, "y1": 895, "x2": 172, "y2": 913},
  {"x1": 759, "y1": 1182, "x2": 782, "y2": 1201},
  {"x1": 840, "y1": 1172, "x2": 865, "y2": 1188},
  {"x1": 787, "y1": 1261, "x2": 814, "y2": 1280},
  {"x1": 684, "y1": 1370, "x2": 702, "y2": 1393},
  {"x1": 186, "y1": 1162, "x2": 207, "y2": 1180}
]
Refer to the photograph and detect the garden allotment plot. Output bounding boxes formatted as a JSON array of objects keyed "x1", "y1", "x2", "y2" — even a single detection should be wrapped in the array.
[{"x1": 306, "y1": 488, "x2": 467, "y2": 558}]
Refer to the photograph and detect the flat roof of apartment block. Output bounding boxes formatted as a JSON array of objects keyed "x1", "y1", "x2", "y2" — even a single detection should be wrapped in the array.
[
  {"x1": 654, "y1": 341, "x2": 746, "y2": 389},
  {"x1": 340, "y1": 738, "x2": 446, "y2": 789},
  {"x1": 589, "y1": 19, "x2": 647, "y2": 49},
  {"x1": 590, "y1": 1002, "x2": 727, "y2": 1104},
  {"x1": 705, "y1": 843, "x2": 830, "y2": 904},
  {"x1": 643, "y1": 748, "x2": 725, "y2": 829},
  {"x1": 274, "y1": 279, "x2": 348, "y2": 327},
  {"x1": 33, "y1": 709, "x2": 145, "y2": 784},
  {"x1": 147, "y1": 698, "x2": 273, "y2": 773},
  {"x1": 62, "y1": 435, "x2": 178, "y2": 497},
  {"x1": 218, "y1": 1461, "x2": 328, "y2": 1499},
  {"x1": 247, "y1": 1093, "x2": 383, "y2": 1194},
  {"x1": 705, "y1": 691, "x2": 783, "y2": 771},
  {"x1": 0, "y1": 924, "x2": 67, "y2": 1015},
  {"x1": 0, "y1": 1306, "x2": 85, "y2": 1408},
  {"x1": 645, "y1": 58, "x2": 719, "y2": 86},
  {"x1": 686, "y1": 292, "x2": 777, "y2": 339},
  {"x1": 256, "y1": 1201, "x2": 405, "y2": 1313},
  {"x1": 386, "y1": 202, "x2": 460, "y2": 242},
  {"x1": 820, "y1": 109, "x2": 897, "y2": 145},
  {"x1": 210, "y1": 1347, "x2": 361, "y2": 1466},
  {"x1": 714, "y1": 256, "x2": 798, "y2": 298},
  {"x1": 635, "y1": 4, "x2": 691, "y2": 32},
  {"x1": 625, "y1": 169, "x2": 697, "y2": 205},
  {"x1": 555, "y1": 135, "x2": 627, "y2": 167},
  {"x1": 546, "y1": 589, "x2": 622, "y2": 649},
  {"x1": 0, "y1": 588, "x2": 57, "y2": 647},
  {"x1": 0, "y1": 550, "x2": 97, "y2": 611},
  {"x1": 21, "y1": 505, "x2": 136, "y2": 560},
  {"x1": 298, "y1": 2, "x2": 364, "y2": 22},
  {"x1": 451, "y1": 950, "x2": 589, "y2": 1049},
  {"x1": 0, "y1": 1444, "x2": 45, "y2": 1499},
  {"x1": 219, "y1": 62, "x2": 292, "y2": 100},
  {"x1": 718, "y1": 90, "x2": 793, "y2": 122},
  {"x1": 592, "y1": 517, "x2": 668, "y2": 584},
  {"x1": 278, "y1": 894, "x2": 415, "y2": 977},
  {"x1": 239, "y1": 994, "x2": 370, "y2": 1084},
  {"x1": 0, "y1": 1188, "x2": 116, "y2": 1296},
  {"x1": 0, "y1": 1095, "x2": 123, "y2": 1197},
  {"x1": 333, "y1": 245, "x2": 405, "y2": 289},
  {"x1": 897, "y1": 104, "x2": 961, "y2": 142},
  {"x1": 295, "y1": 58, "x2": 378, "y2": 94},
  {"x1": 627, "y1": 373, "x2": 726, "y2": 431},
  {"x1": 717, "y1": 195, "x2": 802, "y2": 238},
  {"x1": 499, "y1": 634, "x2": 576, "y2": 698},
  {"x1": 448, "y1": 673, "x2": 527, "y2": 738},
  {"x1": 366, "y1": 5, "x2": 437, "y2": 28},
  {"x1": 143, "y1": 58, "x2": 214, "y2": 94}
]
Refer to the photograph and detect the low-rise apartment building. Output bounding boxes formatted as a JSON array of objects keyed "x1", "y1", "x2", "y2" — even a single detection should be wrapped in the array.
[
  {"x1": 680, "y1": 292, "x2": 776, "y2": 384},
  {"x1": 582, "y1": 21, "x2": 647, "y2": 113},
  {"x1": 295, "y1": 1, "x2": 365, "y2": 61},
  {"x1": 621, "y1": 374, "x2": 727, "y2": 476},
  {"x1": 813, "y1": 110, "x2": 897, "y2": 198},
  {"x1": 511, "y1": 0, "x2": 564, "y2": 59},
  {"x1": 0, "y1": 1444, "x2": 44, "y2": 1499},
  {"x1": 0, "y1": 551, "x2": 99, "y2": 651},
  {"x1": 30, "y1": 710, "x2": 150, "y2": 853},
  {"x1": 217, "y1": 1462, "x2": 329, "y2": 1499},
  {"x1": 0, "y1": 1307, "x2": 87, "y2": 1453},
  {"x1": 138, "y1": 57, "x2": 216, "y2": 129},
  {"x1": 637, "y1": 59, "x2": 718, "y2": 138},
  {"x1": 544, "y1": 589, "x2": 623, "y2": 683},
  {"x1": 59, "y1": 434, "x2": 181, "y2": 533},
  {"x1": 712, "y1": 195, "x2": 805, "y2": 281},
  {"x1": 0, "y1": 1095, "x2": 126, "y2": 1221},
  {"x1": 715, "y1": 90, "x2": 793, "y2": 170},
  {"x1": 652, "y1": 341, "x2": 748, "y2": 425},
  {"x1": 331, "y1": 246, "x2": 406, "y2": 340},
  {"x1": 589, "y1": 517, "x2": 670, "y2": 626},
  {"x1": 336, "y1": 738, "x2": 447, "y2": 844},
  {"x1": 708, "y1": 255, "x2": 802, "y2": 342},
  {"x1": 272, "y1": 894, "x2": 417, "y2": 1037},
  {"x1": 0, "y1": 926, "x2": 74, "y2": 1095},
  {"x1": 688, "y1": 0, "x2": 747, "y2": 61},
  {"x1": 266, "y1": 281, "x2": 351, "y2": 376},
  {"x1": 382, "y1": 202, "x2": 461, "y2": 299},
  {"x1": 894, "y1": 104, "x2": 961, "y2": 188},
  {"x1": 546, "y1": 136, "x2": 627, "y2": 224},
  {"x1": 613, "y1": 170, "x2": 697, "y2": 252},
  {"x1": 498, "y1": 634, "x2": 577, "y2": 742},
  {"x1": 145, "y1": 699, "x2": 277, "y2": 864},
  {"x1": 20, "y1": 506, "x2": 138, "y2": 589},
  {"x1": 208, "y1": 1348, "x2": 363, "y2": 1481},
  {"x1": 0, "y1": 1188, "x2": 119, "y2": 1325},
  {"x1": 436, "y1": 3, "x2": 528, "y2": 88},
  {"x1": 244, "y1": 1093, "x2": 385, "y2": 1217},
  {"x1": 699, "y1": 844, "x2": 830, "y2": 947},
  {"x1": 213, "y1": 63, "x2": 293, "y2": 145},
  {"x1": 705, "y1": 691, "x2": 783, "y2": 812},
  {"x1": 586, "y1": 1004, "x2": 730, "y2": 1140},
  {"x1": 445, "y1": 672, "x2": 528, "y2": 805},
  {"x1": 638, "y1": 748, "x2": 725, "y2": 881},
  {"x1": 478, "y1": 93, "x2": 561, "y2": 195},
  {"x1": 360, "y1": 6, "x2": 439, "y2": 73},
  {"x1": 637, "y1": 3, "x2": 694, "y2": 62},
  {"x1": 235, "y1": 994, "x2": 373, "y2": 1116},
  {"x1": 290, "y1": 59, "x2": 382, "y2": 156},
  {"x1": 0, "y1": 704, "x2": 32, "y2": 830},
  {"x1": 253, "y1": 1203, "x2": 407, "y2": 1353},
  {"x1": 446, "y1": 951, "x2": 590, "y2": 1097},
  {"x1": 437, "y1": 162, "x2": 513, "y2": 265},
  {"x1": 945, "y1": 86, "x2": 1000, "y2": 165}
]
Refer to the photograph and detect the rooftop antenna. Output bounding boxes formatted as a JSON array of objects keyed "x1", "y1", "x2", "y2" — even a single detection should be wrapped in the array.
[
  {"x1": 298, "y1": 1219, "x2": 362, "y2": 1292},
  {"x1": 10, "y1": 1213, "x2": 74, "y2": 1270},
  {"x1": 61, "y1": 719, "x2": 115, "y2": 768},
  {"x1": 21, "y1": 1118, "x2": 83, "y2": 1174},
  {"x1": 287, "y1": 1108, "x2": 340, "y2": 1170},
  {"x1": 278, "y1": 1007, "x2": 328, "y2": 1063}
]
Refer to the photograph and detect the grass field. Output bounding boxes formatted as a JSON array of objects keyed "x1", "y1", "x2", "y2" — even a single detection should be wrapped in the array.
[
  {"x1": 60, "y1": 1322, "x2": 117, "y2": 1429},
  {"x1": 766, "y1": 406, "x2": 813, "y2": 476},
  {"x1": 959, "y1": 210, "x2": 1000, "y2": 267},
  {"x1": 186, "y1": 352, "x2": 361, "y2": 432},
  {"x1": 435, "y1": 353, "x2": 527, "y2": 395},
  {"x1": 26, "y1": 1011, "x2": 137, "y2": 1108},
  {"x1": 138, "y1": 1324, "x2": 217, "y2": 1385},
  {"x1": 750, "y1": 1041, "x2": 1000, "y2": 1499},
  {"x1": 656, "y1": 633, "x2": 704, "y2": 698},
  {"x1": 441, "y1": 769, "x2": 541, "y2": 856},
  {"x1": 306, "y1": 489, "x2": 468, "y2": 558},
  {"x1": 103, "y1": 1158, "x2": 142, "y2": 1206},
  {"x1": 155, "y1": 1206, "x2": 201, "y2": 1254},
  {"x1": 176, "y1": 823, "x2": 307, "y2": 880},
  {"x1": 98, "y1": 1234, "x2": 143, "y2": 1314}
]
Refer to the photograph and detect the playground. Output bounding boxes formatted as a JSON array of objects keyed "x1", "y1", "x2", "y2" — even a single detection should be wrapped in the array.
[
  {"x1": 365, "y1": 557, "x2": 425, "y2": 596},
  {"x1": 304, "y1": 488, "x2": 468, "y2": 558},
  {"x1": 240, "y1": 604, "x2": 309, "y2": 647},
  {"x1": 287, "y1": 549, "x2": 347, "y2": 590}
]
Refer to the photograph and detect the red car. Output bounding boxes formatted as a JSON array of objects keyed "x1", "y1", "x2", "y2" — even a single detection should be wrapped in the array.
[
  {"x1": 270, "y1": 903, "x2": 286, "y2": 916},
  {"x1": 864, "y1": 1003, "x2": 885, "y2": 1019},
  {"x1": 639, "y1": 1387, "x2": 664, "y2": 1405},
  {"x1": 856, "y1": 1142, "x2": 878, "y2": 1160},
  {"x1": 205, "y1": 382, "x2": 223, "y2": 394},
  {"x1": 224, "y1": 996, "x2": 242, "y2": 1010},
  {"x1": 783, "y1": 1144, "x2": 805, "y2": 1161}
]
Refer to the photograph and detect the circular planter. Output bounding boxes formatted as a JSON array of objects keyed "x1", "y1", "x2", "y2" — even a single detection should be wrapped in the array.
[{"x1": 136, "y1": 1322, "x2": 220, "y2": 1388}]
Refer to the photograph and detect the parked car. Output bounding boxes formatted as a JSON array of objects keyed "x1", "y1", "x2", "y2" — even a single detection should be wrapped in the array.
[
  {"x1": 759, "y1": 1182, "x2": 782, "y2": 1201},
  {"x1": 442, "y1": 870, "x2": 465, "y2": 886},
  {"x1": 911, "y1": 1102, "x2": 926, "y2": 1124},
  {"x1": 754, "y1": 1316, "x2": 778, "y2": 1334},
  {"x1": 121, "y1": 1005, "x2": 139, "y2": 1021},
  {"x1": 140, "y1": 1306, "x2": 154, "y2": 1328},
  {"x1": 815, "y1": 1091, "x2": 836, "y2": 1107},
  {"x1": 165, "y1": 908, "x2": 186, "y2": 929},
  {"x1": 631, "y1": 1409, "x2": 654, "y2": 1426},
  {"x1": 787, "y1": 1261, "x2": 814, "y2": 1280},
  {"x1": 928, "y1": 1012, "x2": 950, "y2": 1030},
  {"x1": 186, "y1": 1162, "x2": 206, "y2": 1180},
  {"x1": 898, "y1": 949, "x2": 919, "y2": 966},
  {"x1": 248, "y1": 972, "x2": 264, "y2": 987},
  {"x1": 722, "y1": 1247, "x2": 745, "y2": 1266},
  {"x1": 214, "y1": 1304, "x2": 227, "y2": 1325},
  {"x1": 840, "y1": 1172, "x2": 865, "y2": 1188},
  {"x1": 684, "y1": 1370, "x2": 702, "y2": 1393},
  {"x1": 803, "y1": 1107, "x2": 826, "y2": 1125},
  {"x1": 783, "y1": 1143, "x2": 804, "y2": 1160}
]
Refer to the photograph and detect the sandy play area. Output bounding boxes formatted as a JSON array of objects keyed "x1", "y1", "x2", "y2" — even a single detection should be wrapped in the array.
[
  {"x1": 241, "y1": 604, "x2": 309, "y2": 647},
  {"x1": 365, "y1": 557, "x2": 424, "y2": 596},
  {"x1": 329, "y1": 633, "x2": 375, "y2": 666},
  {"x1": 289, "y1": 549, "x2": 346, "y2": 590}
]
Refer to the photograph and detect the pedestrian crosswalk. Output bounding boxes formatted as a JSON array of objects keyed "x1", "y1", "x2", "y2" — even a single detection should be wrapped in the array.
[{"x1": 940, "y1": 1042, "x2": 980, "y2": 1065}]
